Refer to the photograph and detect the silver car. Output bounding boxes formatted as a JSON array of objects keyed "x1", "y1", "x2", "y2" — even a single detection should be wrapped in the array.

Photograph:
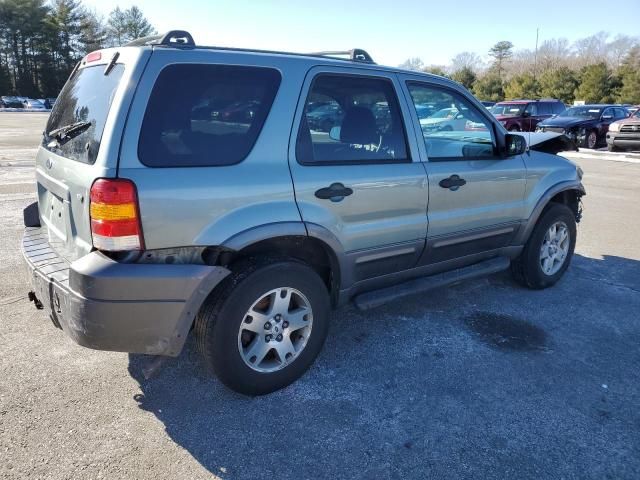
[{"x1": 22, "y1": 31, "x2": 585, "y2": 395}]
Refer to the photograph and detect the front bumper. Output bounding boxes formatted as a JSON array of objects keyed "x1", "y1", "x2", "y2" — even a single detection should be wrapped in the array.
[
  {"x1": 606, "y1": 132, "x2": 640, "y2": 149},
  {"x1": 22, "y1": 226, "x2": 230, "y2": 356}
]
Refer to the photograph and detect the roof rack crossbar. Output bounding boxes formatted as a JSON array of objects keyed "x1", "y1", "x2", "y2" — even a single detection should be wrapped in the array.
[
  {"x1": 125, "y1": 30, "x2": 195, "y2": 47},
  {"x1": 309, "y1": 49, "x2": 375, "y2": 64}
]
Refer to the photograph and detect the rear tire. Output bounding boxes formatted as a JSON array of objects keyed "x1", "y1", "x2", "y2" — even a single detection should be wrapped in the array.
[
  {"x1": 195, "y1": 257, "x2": 330, "y2": 396},
  {"x1": 510, "y1": 203, "x2": 576, "y2": 289}
]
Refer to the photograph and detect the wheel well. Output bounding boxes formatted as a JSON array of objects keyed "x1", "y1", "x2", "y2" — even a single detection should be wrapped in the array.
[
  {"x1": 203, "y1": 236, "x2": 340, "y2": 305},
  {"x1": 547, "y1": 189, "x2": 583, "y2": 222}
]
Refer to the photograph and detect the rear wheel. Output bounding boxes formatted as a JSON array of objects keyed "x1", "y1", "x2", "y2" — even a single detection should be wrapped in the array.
[
  {"x1": 195, "y1": 258, "x2": 330, "y2": 395},
  {"x1": 511, "y1": 203, "x2": 576, "y2": 289},
  {"x1": 508, "y1": 125, "x2": 520, "y2": 132}
]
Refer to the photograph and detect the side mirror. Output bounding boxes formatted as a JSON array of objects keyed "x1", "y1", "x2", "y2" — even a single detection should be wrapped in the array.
[
  {"x1": 521, "y1": 111, "x2": 531, "y2": 118},
  {"x1": 329, "y1": 126, "x2": 341, "y2": 141},
  {"x1": 505, "y1": 133, "x2": 527, "y2": 156}
]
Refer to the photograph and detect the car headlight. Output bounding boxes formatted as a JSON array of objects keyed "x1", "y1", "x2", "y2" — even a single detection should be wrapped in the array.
[{"x1": 608, "y1": 122, "x2": 620, "y2": 132}]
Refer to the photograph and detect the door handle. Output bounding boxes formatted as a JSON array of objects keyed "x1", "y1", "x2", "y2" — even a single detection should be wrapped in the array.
[
  {"x1": 439, "y1": 174, "x2": 466, "y2": 191},
  {"x1": 315, "y1": 183, "x2": 354, "y2": 201}
]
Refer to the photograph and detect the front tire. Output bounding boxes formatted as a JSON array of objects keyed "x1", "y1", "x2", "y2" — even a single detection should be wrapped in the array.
[
  {"x1": 511, "y1": 203, "x2": 577, "y2": 289},
  {"x1": 195, "y1": 258, "x2": 330, "y2": 395},
  {"x1": 583, "y1": 130, "x2": 598, "y2": 149}
]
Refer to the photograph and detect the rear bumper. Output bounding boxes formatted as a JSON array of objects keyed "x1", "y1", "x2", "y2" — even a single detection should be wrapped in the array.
[{"x1": 22, "y1": 226, "x2": 230, "y2": 356}]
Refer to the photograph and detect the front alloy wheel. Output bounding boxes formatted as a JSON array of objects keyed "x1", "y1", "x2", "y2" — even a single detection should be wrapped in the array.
[
  {"x1": 539, "y1": 221, "x2": 570, "y2": 276},
  {"x1": 586, "y1": 130, "x2": 597, "y2": 149}
]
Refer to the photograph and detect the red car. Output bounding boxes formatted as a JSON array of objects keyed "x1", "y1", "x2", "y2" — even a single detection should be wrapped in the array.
[{"x1": 490, "y1": 99, "x2": 566, "y2": 132}]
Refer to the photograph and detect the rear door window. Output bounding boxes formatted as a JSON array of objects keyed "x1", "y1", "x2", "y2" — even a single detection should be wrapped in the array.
[
  {"x1": 138, "y1": 64, "x2": 281, "y2": 167},
  {"x1": 296, "y1": 74, "x2": 409, "y2": 164},
  {"x1": 44, "y1": 64, "x2": 125, "y2": 164}
]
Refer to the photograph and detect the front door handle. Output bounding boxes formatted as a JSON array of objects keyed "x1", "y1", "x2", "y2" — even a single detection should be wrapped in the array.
[
  {"x1": 439, "y1": 174, "x2": 467, "y2": 191},
  {"x1": 315, "y1": 183, "x2": 354, "y2": 201}
]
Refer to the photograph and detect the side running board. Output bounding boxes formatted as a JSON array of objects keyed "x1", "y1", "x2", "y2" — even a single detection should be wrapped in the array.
[{"x1": 354, "y1": 257, "x2": 510, "y2": 311}]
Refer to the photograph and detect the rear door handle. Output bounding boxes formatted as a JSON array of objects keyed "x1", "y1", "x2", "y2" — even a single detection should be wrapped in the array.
[
  {"x1": 315, "y1": 183, "x2": 354, "y2": 201},
  {"x1": 439, "y1": 174, "x2": 466, "y2": 191}
]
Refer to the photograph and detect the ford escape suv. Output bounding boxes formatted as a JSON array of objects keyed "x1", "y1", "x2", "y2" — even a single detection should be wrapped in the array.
[{"x1": 22, "y1": 31, "x2": 585, "y2": 395}]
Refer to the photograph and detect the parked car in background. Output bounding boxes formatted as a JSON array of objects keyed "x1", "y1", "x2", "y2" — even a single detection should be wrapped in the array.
[
  {"x1": 628, "y1": 105, "x2": 639, "y2": 115},
  {"x1": 490, "y1": 99, "x2": 565, "y2": 132},
  {"x1": 306, "y1": 102, "x2": 344, "y2": 132},
  {"x1": 480, "y1": 101, "x2": 495, "y2": 109},
  {"x1": 536, "y1": 105, "x2": 629, "y2": 149},
  {"x1": 420, "y1": 107, "x2": 468, "y2": 131},
  {"x1": 1, "y1": 96, "x2": 25, "y2": 109},
  {"x1": 606, "y1": 108, "x2": 640, "y2": 152},
  {"x1": 38, "y1": 98, "x2": 56, "y2": 109},
  {"x1": 22, "y1": 98, "x2": 48, "y2": 111}
]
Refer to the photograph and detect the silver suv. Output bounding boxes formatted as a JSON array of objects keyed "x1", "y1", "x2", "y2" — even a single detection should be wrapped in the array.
[{"x1": 22, "y1": 31, "x2": 585, "y2": 395}]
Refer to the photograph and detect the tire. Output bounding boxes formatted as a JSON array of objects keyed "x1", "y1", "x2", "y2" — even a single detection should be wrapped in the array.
[
  {"x1": 510, "y1": 203, "x2": 577, "y2": 289},
  {"x1": 583, "y1": 130, "x2": 598, "y2": 149},
  {"x1": 508, "y1": 126, "x2": 520, "y2": 132},
  {"x1": 195, "y1": 257, "x2": 330, "y2": 395}
]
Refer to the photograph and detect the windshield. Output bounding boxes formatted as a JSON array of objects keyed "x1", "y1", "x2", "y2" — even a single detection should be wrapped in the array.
[
  {"x1": 633, "y1": 110, "x2": 640, "y2": 119},
  {"x1": 44, "y1": 64, "x2": 124, "y2": 164},
  {"x1": 561, "y1": 106, "x2": 603, "y2": 119},
  {"x1": 490, "y1": 104, "x2": 526, "y2": 116}
]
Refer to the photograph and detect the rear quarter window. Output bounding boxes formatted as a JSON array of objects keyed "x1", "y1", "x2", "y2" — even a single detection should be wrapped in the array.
[{"x1": 138, "y1": 64, "x2": 281, "y2": 167}]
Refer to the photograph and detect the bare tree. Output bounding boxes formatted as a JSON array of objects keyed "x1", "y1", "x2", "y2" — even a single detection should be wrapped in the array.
[
  {"x1": 398, "y1": 57, "x2": 425, "y2": 71},
  {"x1": 451, "y1": 51, "x2": 481, "y2": 72}
]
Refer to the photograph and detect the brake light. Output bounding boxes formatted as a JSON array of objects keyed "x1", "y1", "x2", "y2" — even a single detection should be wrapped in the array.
[
  {"x1": 85, "y1": 51, "x2": 102, "y2": 63},
  {"x1": 90, "y1": 179, "x2": 144, "y2": 251}
]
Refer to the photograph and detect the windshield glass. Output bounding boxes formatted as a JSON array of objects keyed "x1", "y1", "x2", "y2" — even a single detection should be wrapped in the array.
[
  {"x1": 561, "y1": 106, "x2": 603, "y2": 119},
  {"x1": 490, "y1": 104, "x2": 526, "y2": 116},
  {"x1": 44, "y1": 64, "x2": 124, "y2": 164},
  {"x1": 633, "y1": 110, "x2": 640, "y2": 118}
]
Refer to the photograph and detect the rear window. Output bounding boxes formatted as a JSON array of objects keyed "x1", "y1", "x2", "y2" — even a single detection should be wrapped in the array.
[
  {"x1": 44, "y1": 64, "x2": 125, "y2": 164},
  {"x1": 138, "y1": 64, "x2": 281, "y2": 167}
]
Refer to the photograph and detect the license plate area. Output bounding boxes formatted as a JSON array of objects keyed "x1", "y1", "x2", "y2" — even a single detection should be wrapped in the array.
[{"x1": 42, "y1": 191, "x2": 67, "y2": 242}]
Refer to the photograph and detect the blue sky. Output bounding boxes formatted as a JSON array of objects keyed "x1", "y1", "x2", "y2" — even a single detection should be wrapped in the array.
[{"x1": 83, "y1": 0, "x2": 640, "y2": 66}]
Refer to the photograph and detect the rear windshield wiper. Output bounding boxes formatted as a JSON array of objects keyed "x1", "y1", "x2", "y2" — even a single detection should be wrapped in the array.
[{"x1": 47, "y1": 121, "x2": 92, "y2": 146}]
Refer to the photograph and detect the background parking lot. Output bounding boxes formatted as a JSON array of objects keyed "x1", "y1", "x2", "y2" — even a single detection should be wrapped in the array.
[{"x1": 1, "y1": 112, "x2": 639, "y2": 479}]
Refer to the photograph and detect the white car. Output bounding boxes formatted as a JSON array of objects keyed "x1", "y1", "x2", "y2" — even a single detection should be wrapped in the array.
[
  {"x1": 420, "y1": 107, "x2": 469, "y2": 131},
  {"x1": 23, "y1": 99, "x2": 48, "y2": 111}
]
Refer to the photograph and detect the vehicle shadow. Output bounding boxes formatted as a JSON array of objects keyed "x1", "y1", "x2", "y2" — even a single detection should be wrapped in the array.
[{"x1": 127, "y1": 253, "x2": 640, "y2": 480}]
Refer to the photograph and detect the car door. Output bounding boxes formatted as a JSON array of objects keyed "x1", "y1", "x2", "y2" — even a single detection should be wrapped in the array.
[
  {"x1": 288, "y1": 67, "x2": 428, "y2": 287},
  {"x1": 524, "y1": 102, "x2": 542, "y2": 131},
  {"x1": 599, "y1": 107, "x2": 617, "y2": 138},
  {"x1": 399, "y1": 76, "x2": 527, "y2": 265}
]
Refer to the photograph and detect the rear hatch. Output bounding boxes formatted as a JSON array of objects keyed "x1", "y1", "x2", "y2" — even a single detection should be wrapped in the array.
[{"x1": 36, "y1": 47, "x2": 150, "y2": 261}]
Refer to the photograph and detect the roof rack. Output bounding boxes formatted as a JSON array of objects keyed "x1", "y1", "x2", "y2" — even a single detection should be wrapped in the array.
[
  {"x1": 125, "y1": 30, "x2": 195, "y2": 47},
  {"x1": 308, "y1": 49, "x2": 375, "y2": 64}
]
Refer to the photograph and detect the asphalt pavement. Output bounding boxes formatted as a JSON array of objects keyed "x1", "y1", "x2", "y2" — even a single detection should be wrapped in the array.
[{"x1": 1, "y1": 113, "x2": 639, "y2": 479}]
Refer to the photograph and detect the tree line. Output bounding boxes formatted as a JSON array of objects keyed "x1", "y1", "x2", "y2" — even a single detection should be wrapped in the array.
[
  {"x1": 0, "y1": 0, "x2": 155, "y2": 97},
  {"x1": 400, "y1": 33, "x2": 640, "y2": 105}
]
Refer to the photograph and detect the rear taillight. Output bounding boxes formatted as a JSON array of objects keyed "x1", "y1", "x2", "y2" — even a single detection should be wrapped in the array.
[{"x1": 89, "y1": 179, "x2": 144, "y2": 251}]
